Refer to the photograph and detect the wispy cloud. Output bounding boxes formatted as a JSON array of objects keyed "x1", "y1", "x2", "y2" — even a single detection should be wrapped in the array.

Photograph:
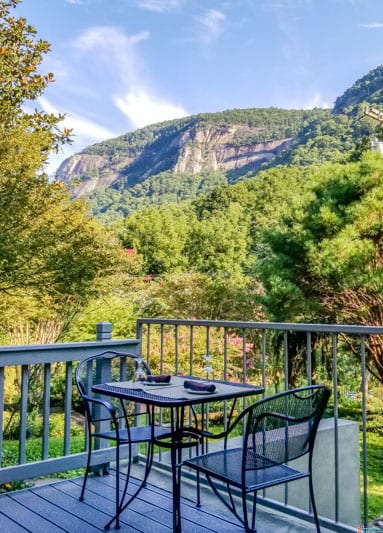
[
  {"x1": 284, "y1": 91, "x2": 332, "y2": 110},
  {"x1": 73, "y1": 26, "x2": 189, "y2": 129},
  {"x1": 39, "y1": 96, "x2": 118, "y2": 142},
  {"x1": 253, "y1": 0, "x2": 311, "y2": 10},
  {"x1": 136, "y1": 0, "x2": 183, "y2": 12},
  {"x1": 114, "y1": 90, "x2": 187, "y2": 129},
  {"x1": 359, "y1": 23, "x2": 383, "y2": 29},
  {"x1": 302, "y1": 92, "x2": 331, "y2": 109},
  {"x1": 37, "y1": 97, "x2": 119, "y2": 175},
  {"x1": 196, "y1": 9, "x2": 226, "y2": 43},
  {"x1": 65, "y1": 0, "x2": 102, "y2": 4},
  {"x1": 73, "y1": 26, "x2": 149, "y2": 87}
]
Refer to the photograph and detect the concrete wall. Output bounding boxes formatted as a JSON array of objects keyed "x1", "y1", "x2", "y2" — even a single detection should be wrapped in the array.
[
  {"x1": 155, "y1": 417, "x2": 360, "y2": 527},
  {"x1": 261, "y1": 418, "x2": 360, "y2": 526}
]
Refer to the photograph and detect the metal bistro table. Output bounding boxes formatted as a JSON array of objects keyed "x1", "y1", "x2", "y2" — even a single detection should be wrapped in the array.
[{"x1": 92, "y1": 376, "x2": 264, "y2": 532}]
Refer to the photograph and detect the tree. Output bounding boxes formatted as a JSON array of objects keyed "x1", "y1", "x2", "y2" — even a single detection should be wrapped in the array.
[
  {"x1": 0, "y1": 0, "x2": 125, "y2": 342},
  {"x1": 120, "y1": 204, "x2": 194, "y2": 275},
  {"x1": 256, "y1": 151, "x2": 383, "y2": 382},
  {"x1": 186, "y1": 202, "x2": 250, "y2": 278}
]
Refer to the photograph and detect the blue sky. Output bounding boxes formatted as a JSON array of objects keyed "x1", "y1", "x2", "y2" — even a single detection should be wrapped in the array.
[{"x1": 14, "y1": 0, "x2": 383, "y2": 174}]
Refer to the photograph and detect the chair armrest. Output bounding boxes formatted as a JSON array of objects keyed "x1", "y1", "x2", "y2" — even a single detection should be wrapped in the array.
[
  {"x1": 83, "y1": 394, "x2": 117, "y2": 417},
  {"x1": 199, "y1": 428, "x2": 227, "y2": 440},
  {"x1": 199, "y1": 405, "x2": 251, "y2": 441}
]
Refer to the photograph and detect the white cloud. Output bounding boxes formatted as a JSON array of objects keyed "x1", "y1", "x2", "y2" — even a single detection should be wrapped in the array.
[
  {"x1": 39, "y1": 97, "x2": 117, "y2": 141},
  {"x1": 114, "y1": 90, "x2": 188, "y2": 129},
  {"x1": 196, "y1": 9, "x2": 226, "y2": 43},
  {"x1": 73, "y1": 26, "x2": 149, "y2": 88},
  {"x1": 38, "y1": 97, "x2": 119, "y2": 175},
  {"x1": 302, "y1": 92, "x2": 331, "y2": 109},
  {"x1": 359, "y1": 23, "x2": 383, "y2": 29},
  {"x1": 74, "y1": 27, "x2": 149, "y2": 50},
  {"x1": 73, "y1": 25, "x2": 189, "y2": 129},
  {"x1": 35, "y1": 24, "x2": 189, "y2": 173},
  {"x1": 136, "y1": 0, "x2": 183, "y2": 12},
  {"x1": 284, "y1": 92, "x2": 332, "y2": 110}
]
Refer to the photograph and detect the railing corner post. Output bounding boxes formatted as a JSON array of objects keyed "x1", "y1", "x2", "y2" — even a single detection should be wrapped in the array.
[{"x1": 96, "y1": 322, "x2": 112, "y2": 341}]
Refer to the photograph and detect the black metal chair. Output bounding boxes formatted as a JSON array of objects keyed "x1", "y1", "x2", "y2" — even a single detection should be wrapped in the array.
[
  {"x1": 75, "y1": 350, "x2": 169, "y2": 529},
  {"x1": 182, "y1": 385, "x2": 331, "y2": 533}
]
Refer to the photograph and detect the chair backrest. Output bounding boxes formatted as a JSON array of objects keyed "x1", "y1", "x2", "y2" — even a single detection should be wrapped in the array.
[
  {"x1": 244, "y1": 385, "x2": 331, "y2": 467},
  {"x1": 75, "y1": 351, "x2": 150, "y2": 422}
]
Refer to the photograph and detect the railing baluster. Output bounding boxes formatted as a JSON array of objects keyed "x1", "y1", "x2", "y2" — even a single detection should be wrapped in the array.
[
  {"x1": 19, "y1": 365, "x2": 28, "y2": 464},
  {"x1": 174, "y1": 325, "x2": 178, "y2": 375},
  {"x1": 282, "y1": 332, "x2": 289, "y2": 506},
  {"x1": 283, "y1": 331, "x2": 289, "y2": 391},
  {"x1": 361, "y1": 335, "x2": 368, "y2": 528},
  {"x1": 160, "y1": 323, "x2": 164, "y2": 373},
  {"x1": 42, "y1": 363, "x2": 51, "y2": 460},
  {"x1": 332, "y1": 333, "x2": 340, "y2": 524},
  {"x1": 146, "y1": 323, "x2": 151, "y2": 365},
  {"x1": 261, "y1": 329, "x2": 266, "y2": 392},
  {"x1": 307, "y1": 331, "x2": 312, "y2": 385},
  {"x1": 242, "y1": 328, "x2": 246, "y2": 383},
  {"x1": 64, "y1": 361, "x2": 72, "y2": 456},
  {"x1": 189, "y1": 325, "x2": 194, "y2": 375}
]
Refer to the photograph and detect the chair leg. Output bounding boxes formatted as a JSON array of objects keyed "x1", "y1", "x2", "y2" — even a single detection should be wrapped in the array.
[
  {"x1": 104, "y1": 442, "x2": 121, "y2": 531},
  {"x1": 196, "y1": 470, "x2": 201, "y2": 507},
  {"x1": 309, "y1": 473, "x2": 321, "y2": 533},
  {"x1": 242, "y1": 491, "x2": 257, "y2": 533},
  {"x1": 80, "y1": 438, "x2": 92, "y2": 501},
  {"x1": 119, "y1": 441, "x2": 133, "y2": 513},
  {"x1": 115, "y1": 442, "x2": 121, "y2": 529}
]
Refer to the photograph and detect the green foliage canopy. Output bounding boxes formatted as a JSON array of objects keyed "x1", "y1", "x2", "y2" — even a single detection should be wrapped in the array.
[{"x1": 0, "y1": 0, "x2": 126, "y2": 343}]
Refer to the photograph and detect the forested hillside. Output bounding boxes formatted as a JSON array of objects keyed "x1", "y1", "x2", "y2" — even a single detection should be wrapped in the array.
[{"x1": 56, "y1": 65, "x2": 383, "y2": 222}]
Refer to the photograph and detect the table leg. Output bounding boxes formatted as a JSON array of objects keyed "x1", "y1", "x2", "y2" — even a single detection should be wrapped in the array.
[{"x1": 171, "y1": 407, "x2": 183, "y2": 533}]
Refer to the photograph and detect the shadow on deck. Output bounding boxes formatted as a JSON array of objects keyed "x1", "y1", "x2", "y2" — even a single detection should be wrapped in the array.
[{"x1": 0, "y1": 463, "x2": 333, "y2": 532}]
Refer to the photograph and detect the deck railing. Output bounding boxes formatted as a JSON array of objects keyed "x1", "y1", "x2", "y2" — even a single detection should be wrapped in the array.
[
  {"x1": 0, "y1": 318, "x2": 379, "y2": 532},
  {"x1": 136, "y1": 318, "x2": 382, "y2": 533},
  {"x1": 0, "y1": 323, "x2": 140, "y2": 485}
]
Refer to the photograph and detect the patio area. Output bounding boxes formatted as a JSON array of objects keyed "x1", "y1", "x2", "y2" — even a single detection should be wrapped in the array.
[
  {"x1": 0, "y1": 320, "x2": 368, "y2": 532},
  {"x1": 0, "y1": 463, "x2": 335, "y2": 533}
]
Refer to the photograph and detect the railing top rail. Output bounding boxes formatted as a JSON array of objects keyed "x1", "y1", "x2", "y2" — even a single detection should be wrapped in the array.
[
  {"x1": 136, "y1": 318, "x2": 383, "y2": 336},
  {"x1": 0, "y1": 339, "x2": 140, "y2": 366}
]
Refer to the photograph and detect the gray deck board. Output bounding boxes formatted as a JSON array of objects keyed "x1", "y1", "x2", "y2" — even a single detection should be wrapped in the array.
[
  {"x1": 0, "y1": 471, "x2": 243, "y2": 533},
  {"x1": 0, "y1": 467, "x2": 331, "y2": 533}
]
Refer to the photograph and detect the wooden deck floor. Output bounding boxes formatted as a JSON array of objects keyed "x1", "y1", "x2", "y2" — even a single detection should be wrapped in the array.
[
  {"x1": 0, "y1": 466, "x2": 327, "y2": 532},
  {"x1": 0, "y1": 471, "x2": 243, "y2": 533}
]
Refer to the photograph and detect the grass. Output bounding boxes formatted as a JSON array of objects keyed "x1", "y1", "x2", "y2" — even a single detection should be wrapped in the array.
[
  {"x1": 364, "y1": 432, "x2": 383, "y2": 521},
  {"x1": 0, "y1": 434, "x2": 86, "y2": 492},
  {"x1": 337, "y1": 388, "x2": 383, "y2": 522}
]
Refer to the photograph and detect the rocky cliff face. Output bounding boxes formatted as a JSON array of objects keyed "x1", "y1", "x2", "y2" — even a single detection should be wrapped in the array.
[
  {"x1": 173, "y1": 124, "x2": 293, "y2": 173},
  {"x1": 56, "y1": 121, "x2": 295, "y2": 197}
]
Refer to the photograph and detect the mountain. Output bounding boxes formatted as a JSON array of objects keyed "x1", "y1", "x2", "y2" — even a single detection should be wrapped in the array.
[
  {"x1": 56, "y1": 109, "x2": 323, "y2": 195},
  {"x1": 56, "y1": 65, "x2": 383, "y2": 220},
  {"x1": 333, "y1": 65, "x2": 383, "y2": 114}
]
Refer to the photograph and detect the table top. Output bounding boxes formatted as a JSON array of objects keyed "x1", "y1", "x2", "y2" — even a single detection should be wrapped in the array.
[{"x1": 92, "y1": 375, "x2": 264, "y2": 408}]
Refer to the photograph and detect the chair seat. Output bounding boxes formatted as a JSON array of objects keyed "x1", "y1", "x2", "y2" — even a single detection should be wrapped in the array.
[
  {"x1": 184, "y1": 448, "x2": 308, "y2": 492},
  {"x1": 95, "y1": 424, "x2": 170, "y2": 443}
]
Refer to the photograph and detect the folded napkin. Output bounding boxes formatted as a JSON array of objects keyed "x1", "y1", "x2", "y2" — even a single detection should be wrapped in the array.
[
  {"x1": 145, "y1": 374, "x2": 172, "y2": 383},
  {"x1": 183, "y1": 380, "x2": 216, "y2": 393}
]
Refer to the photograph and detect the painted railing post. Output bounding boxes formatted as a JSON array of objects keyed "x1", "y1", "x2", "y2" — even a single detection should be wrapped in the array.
[
  {"x1": 93, "y1": 322, "x2": 113, "y2": 473},
  {"x1": 96, "y1": 322, "x2": 112, "y2": 342}
]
